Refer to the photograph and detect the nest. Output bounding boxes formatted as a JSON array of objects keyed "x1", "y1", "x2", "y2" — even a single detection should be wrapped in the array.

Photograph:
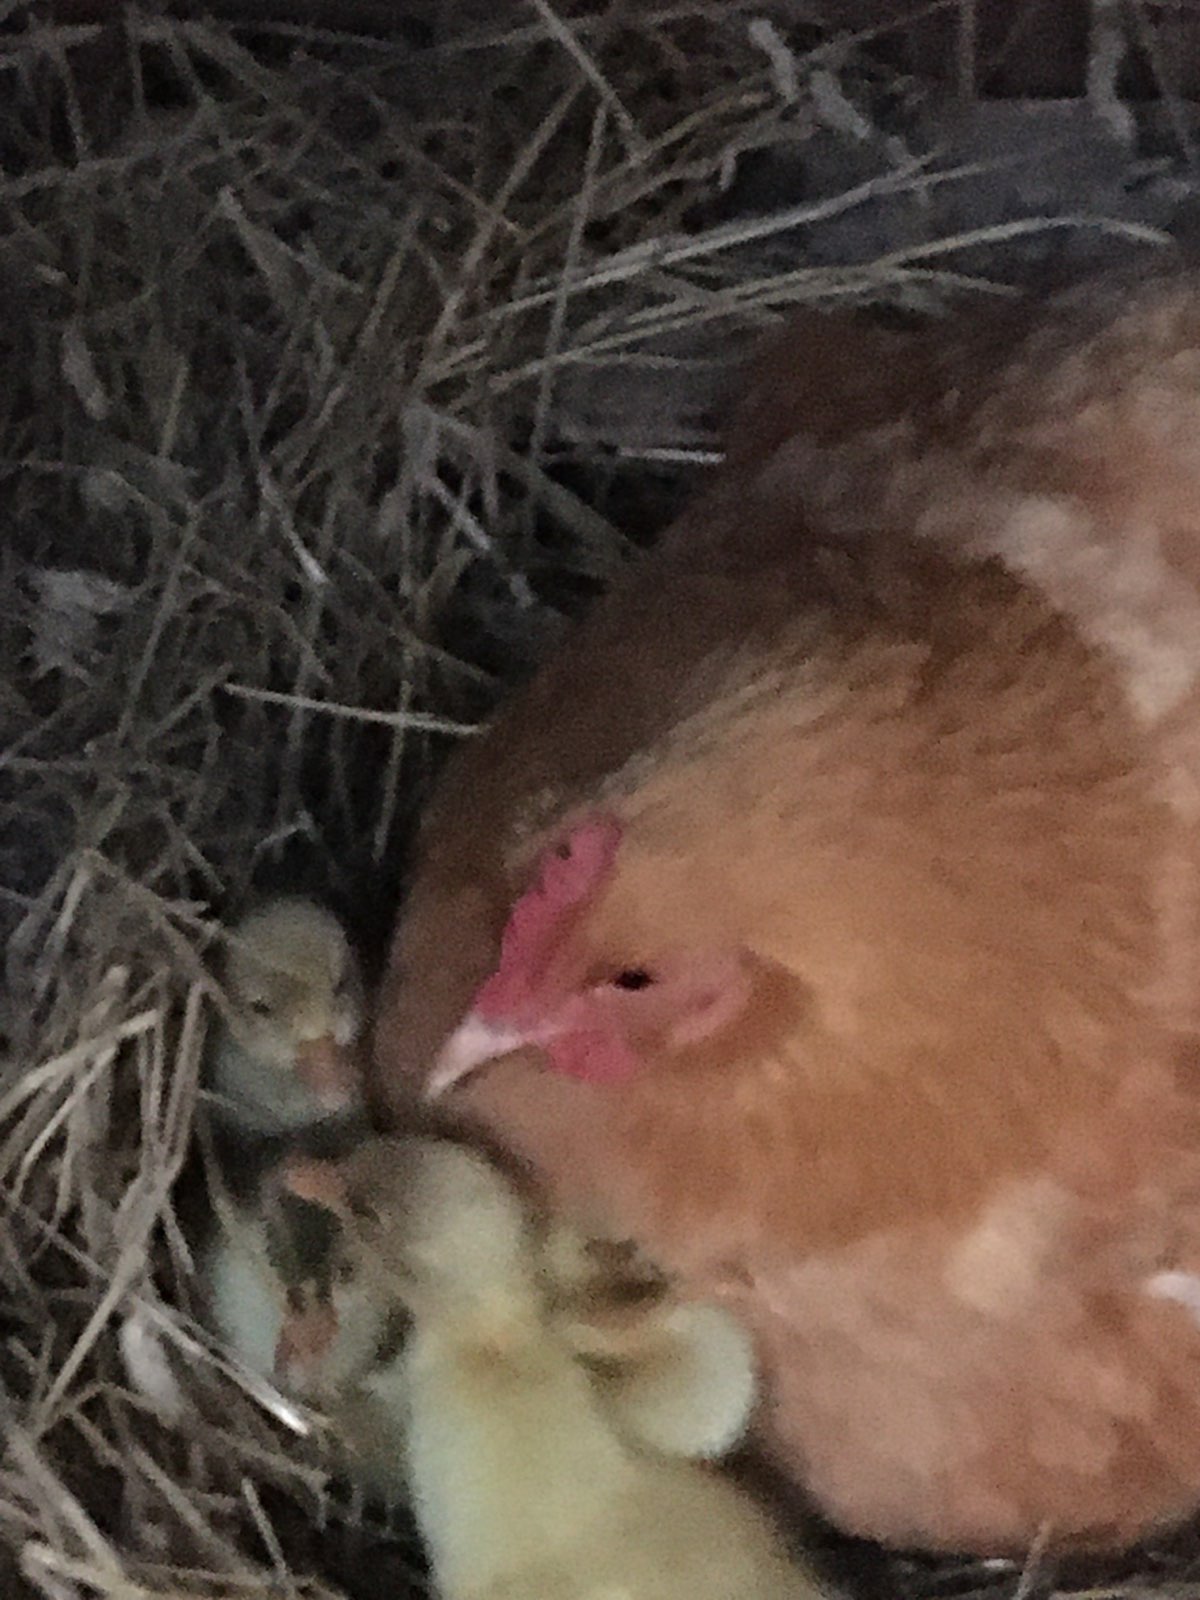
[{"x1": 0, "y1": 3, "x2": 1196, "y2": 1597}]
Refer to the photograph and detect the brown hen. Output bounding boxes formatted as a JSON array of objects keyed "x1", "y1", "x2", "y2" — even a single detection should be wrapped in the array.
[{"x1": 374, "y1": 265, "x2": 1200, "y2": 1554}]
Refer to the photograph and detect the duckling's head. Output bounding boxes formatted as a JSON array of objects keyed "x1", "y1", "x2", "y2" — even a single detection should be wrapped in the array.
[
  {"x1": 393, "y1": 1139, "x2": 532, "y2": 1300},
  {"x1": 303, "y1": 1138, "x2": 536, "y2": 1314},
  {"x1": 209, "y1": 897, "x2": 365, "y2": 1134}
]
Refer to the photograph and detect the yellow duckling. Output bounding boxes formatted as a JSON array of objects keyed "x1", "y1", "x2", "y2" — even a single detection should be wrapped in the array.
[{"x1": 280, "y1": 1137, "x2": 833, "y2": 1600}]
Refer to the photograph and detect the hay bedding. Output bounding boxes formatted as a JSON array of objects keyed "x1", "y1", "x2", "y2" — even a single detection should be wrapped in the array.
[{"x1": 1, "y1": 2, "x2": 1199, "y2": 1597}]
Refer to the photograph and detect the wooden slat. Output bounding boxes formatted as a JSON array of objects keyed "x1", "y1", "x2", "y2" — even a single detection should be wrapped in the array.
[
  {"x1": 1136, "y1": 2, "x2": 1200, "y2": 99},
  {"x1": 32, "y1": 0, "x2": 1200, "y2": 106}
]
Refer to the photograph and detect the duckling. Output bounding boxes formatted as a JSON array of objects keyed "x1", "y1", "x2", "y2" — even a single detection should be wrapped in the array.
[
  {"x1": 281, "y1": 1137, "x2": 833, "y2": 1600},
  {"x1": 540, "y1": 1224, "x2": 757, "y2": 1460},
  {"x1": 282, "y1": 1290, "x2": 415, "y2": 1511},
  {"x1": 196, "y1": 896, "x2": 368, "y2": 1384},
  {"x1": 206, "y1": 896, "x2": 365, "y2": 1137},
  {"x1": 201, "y1": 1180, "x2": 359, "y2": 1382},
  {"x1": 272, "y1": 1174, "x2": 694, "y2": 1509}
]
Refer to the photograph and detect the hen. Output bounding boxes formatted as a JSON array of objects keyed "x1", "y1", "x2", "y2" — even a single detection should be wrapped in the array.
[{"x1": 374, "y1": 265, "x2": 1200, "y2": 1554}]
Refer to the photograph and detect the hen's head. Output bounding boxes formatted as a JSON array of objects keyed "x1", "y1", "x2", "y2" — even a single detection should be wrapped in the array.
[
  {"x1": 379, "y1": 549, "x2": 1161, "y2": 1259},
  {"x1": 426, "y1": 815, "x2": 761, "y2": 1099}
]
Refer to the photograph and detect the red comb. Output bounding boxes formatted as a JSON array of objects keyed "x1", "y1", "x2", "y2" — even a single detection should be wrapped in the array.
[{"x1": 475, "y1": 816, "x2": 622, "y2": 1020}]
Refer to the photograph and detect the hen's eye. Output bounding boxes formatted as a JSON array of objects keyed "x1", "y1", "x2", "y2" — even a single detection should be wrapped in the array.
[
  {"x1": 249, "y1": 998, "x2": 273, "y2": 1017},
  {"x1": 611, "y1": 968, "x2": 653, "y2": 991}
]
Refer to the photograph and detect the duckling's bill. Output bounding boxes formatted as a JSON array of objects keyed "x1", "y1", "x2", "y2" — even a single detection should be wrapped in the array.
[{"x1": 294, "y1": 1031, "x2": 361, "y2": 1112}]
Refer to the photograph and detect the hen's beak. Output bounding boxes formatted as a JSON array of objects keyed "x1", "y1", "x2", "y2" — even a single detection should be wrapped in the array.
[
  {"x1": 295, "y1": 1032, "x2": 358, "y2": 1110},
  {"x1": 425, "y1": 1013, "x2": 532, "y2": 1100}
]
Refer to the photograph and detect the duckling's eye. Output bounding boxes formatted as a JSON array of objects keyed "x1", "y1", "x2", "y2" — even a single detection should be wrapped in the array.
[{"x1": 248, "y1": 997, "x2": 273, "y2": 1017}]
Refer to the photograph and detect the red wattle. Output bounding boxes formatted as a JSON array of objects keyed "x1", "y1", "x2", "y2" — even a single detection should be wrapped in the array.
[{"x1": 546, "y1": 1028, "x2": 641, "y2": 1084}]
